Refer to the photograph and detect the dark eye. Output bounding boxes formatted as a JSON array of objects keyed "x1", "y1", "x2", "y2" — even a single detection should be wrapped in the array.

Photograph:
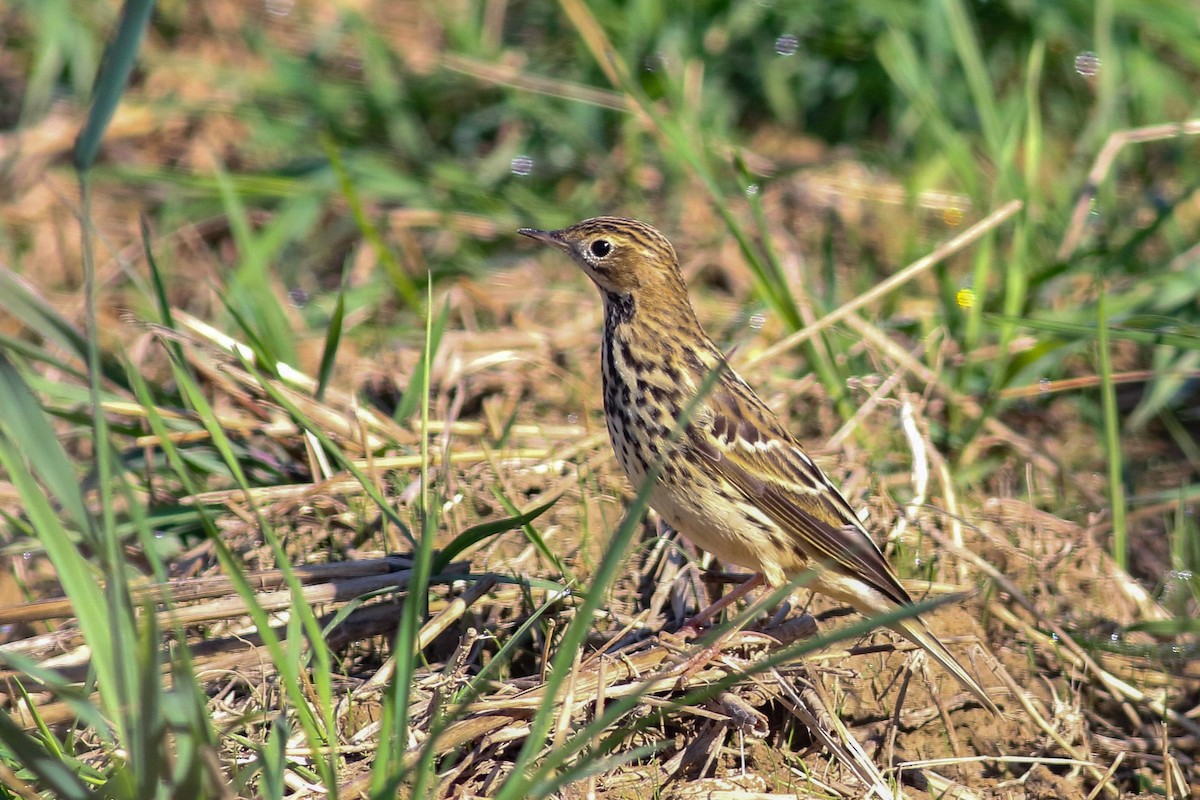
[{"x1": 590, "y1": 239, "x2": 612, "y2": 258}]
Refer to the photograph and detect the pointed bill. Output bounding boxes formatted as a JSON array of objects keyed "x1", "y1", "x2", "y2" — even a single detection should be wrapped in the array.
[{"x1": 518, "y1": 227, "x2": 570, "y2": 251}]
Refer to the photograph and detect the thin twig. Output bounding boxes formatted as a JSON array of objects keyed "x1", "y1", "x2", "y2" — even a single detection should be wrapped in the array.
[{"x1": 1058, "y1": 119, "x2": 1200, "y2": 260}]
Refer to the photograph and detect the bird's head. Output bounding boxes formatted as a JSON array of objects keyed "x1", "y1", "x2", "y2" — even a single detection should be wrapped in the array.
[{"x1": 519, "y1": 216, "x2": 684, "y2": 298}]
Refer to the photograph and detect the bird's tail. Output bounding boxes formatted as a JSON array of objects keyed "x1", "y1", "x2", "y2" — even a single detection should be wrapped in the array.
[{"x1": 889, "y1": 615, "x2": 999, "y2": 715}]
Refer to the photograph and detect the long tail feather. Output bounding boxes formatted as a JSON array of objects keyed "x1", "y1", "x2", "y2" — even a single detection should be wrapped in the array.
[
  {"x1": 890, "y1": 616, "x2": 999, "y2": 715},
  {"x1": 812, "y1": 570, "x2": 1000, "y2": 715}
]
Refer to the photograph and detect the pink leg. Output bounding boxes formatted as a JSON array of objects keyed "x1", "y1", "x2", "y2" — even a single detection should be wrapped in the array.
[
  {"x1": 678, "y1": 573, "x2": 764, "y2": 636},
  {"x1": 664, "y1": 573, "x2": 767, "y2": 683}
]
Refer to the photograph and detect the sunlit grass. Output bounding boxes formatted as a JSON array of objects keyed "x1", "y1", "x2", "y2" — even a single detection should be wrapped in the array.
[{"x1": 0, "y1": 0, "x2": 1198, "y2": 796}]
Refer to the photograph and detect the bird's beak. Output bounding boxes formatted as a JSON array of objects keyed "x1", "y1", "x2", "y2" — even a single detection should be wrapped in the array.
[{"x1": 518, "y1": 227, "x2": 570, "y2": 251}]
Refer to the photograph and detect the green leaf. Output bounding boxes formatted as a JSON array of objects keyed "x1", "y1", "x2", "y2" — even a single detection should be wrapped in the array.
[
  {"x1": 0, "y1": 353, "x2": 90, "y2": 536},
  {"x1": 1125, "y1": 618, "x2": 1200, "y2": 636},
  {"x1": 316, "y1": 262, "x2": 350, "y2": 402},
  {"x1": 433, "y1": 494, "x2": 560, "y2": 574},
  {"x1": 394, "y1": 298, "x2": 450, "y2": 423},
  {"x1": 988, "y1": 314, "x2": 1200, "y2": 350},
  {"x1": 0, "y1": 708, "x2": 90, "y2": 799},
  {"x1": 72, "y1": 0, "x2": 156, "y2": 173}
]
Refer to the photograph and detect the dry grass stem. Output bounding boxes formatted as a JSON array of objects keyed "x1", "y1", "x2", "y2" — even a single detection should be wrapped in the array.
[
  {"x1": 1058, "y1": 118, "x2": 1200, "y2": 260},
  {"x1": 744, "y1": 199, "x2": 1024, "y2": 370}
]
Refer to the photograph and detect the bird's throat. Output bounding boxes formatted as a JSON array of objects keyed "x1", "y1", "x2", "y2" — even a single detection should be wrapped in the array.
[{"x1": 603, "y1": 291, "x2": 635, "y2": 326}]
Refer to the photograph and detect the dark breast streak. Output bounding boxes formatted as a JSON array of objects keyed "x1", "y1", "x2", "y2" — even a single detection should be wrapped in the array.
[
  {"x1": 601, "y1": 295, "x2": 642, "y2": 479},
  {"x1": 600, "y1": 294, "x2": 693, "y2": 486}
]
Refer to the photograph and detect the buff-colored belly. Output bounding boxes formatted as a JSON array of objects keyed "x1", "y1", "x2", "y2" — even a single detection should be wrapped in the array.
[{"x1": 645, "y1": 475, "x2": 803, "y2": 588}]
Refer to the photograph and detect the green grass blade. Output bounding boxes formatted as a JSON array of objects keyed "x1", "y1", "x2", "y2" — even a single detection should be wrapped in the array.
[
  {"x1": 0, "y1": 271, "x2": 130, "y2": 393},
  {"x1": 938, "y1": 0, "x2": 1001, "y2": 154},
  {"x1": 258, "y1": 716, "x2": 291, "y2": 800},
  {"x1": 71, "y1": 0, "x2": 155, "y2": 173},
  {"x1": 0, "y1": 270, "x2": 89, "y2": 366},
  {"x1": 455, "y1": 584, "x2": 561, "y2": 700},
  {"x1": 988, "y1": 314, "x2": 1200, "y2": 350},
  {"x1": 321, "y1": 133, "x2": 422, "y2": 311},
  {"x1": 315, "y1": 259, "x2": 350, "y2": 401},
  {"x1": 0, "y1": 650, "x2": 111, "y2": 738},
  {"x1": 0, "y1": 353, "x2": 128, "y2": 750},
  {"x1": 159, "y1": 348, "x2": 339, "y2": 790},
  {"x1": 395, "y1": 297, "x2": 450, "y2": 423},
  {"x1": 0, "y1": 353, "x2": 90, "y2": 533},
  {"x1": 0, "y1": 419, "x2": 117, "y2": 726},
  {"x1": 140, "y1": 215, "x2": 176, "y2": 329},
  {"x1": 528, "y1": 743, "x2": 667, "y2": 797},
  {"x1": 0, "y1": 709, "x2": 90, "y2": 799},
  {"x1": 877, "y1": 27, "x2": 980, "y2": 197},
  {"x1": 432, "y1": 495, "x2": 559, "y2": 574},
  {"x1": 371, "y1": 278, "x2": 440, "y2": 796},
  {"x1": 1096, "y1": 280, "x2": 1127, "y2": 570},
  {"x1": 211, "y1": 164, "x2": 319, "y2": 368},
  {"x1": 491, "y1": 487, "x2": 573, "y2": 582}
]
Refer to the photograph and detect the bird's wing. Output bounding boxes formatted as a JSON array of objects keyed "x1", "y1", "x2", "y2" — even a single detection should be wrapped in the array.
[{"x1": 686, "y1": 382, "x2": 912, "y2": 608}]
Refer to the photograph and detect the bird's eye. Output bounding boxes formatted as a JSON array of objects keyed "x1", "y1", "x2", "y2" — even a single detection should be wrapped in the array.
[{"x1": 590, "y1": 239, "x2": 612, "y2": 258}]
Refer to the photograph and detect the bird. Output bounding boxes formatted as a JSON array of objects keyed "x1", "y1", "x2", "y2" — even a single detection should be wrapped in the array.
[{"x1": 518, "y1": 215, "x2": 998, "y2": 714}]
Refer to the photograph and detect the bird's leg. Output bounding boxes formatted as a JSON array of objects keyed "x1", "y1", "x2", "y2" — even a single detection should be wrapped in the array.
[
  {"x1": 655, "y1": 572, "x2": 762, "y2": 657},
  {"x1": 662, "y1": 574, "x2": 775, "y2": 684},
  {"x1": 677, "y1": 572, "x2": 764, "y2": 637}
]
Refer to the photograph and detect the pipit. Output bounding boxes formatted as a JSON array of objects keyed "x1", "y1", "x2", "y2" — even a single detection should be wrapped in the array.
[{"x1": 519, "y1": 216, "x2": 997, "y2": 714}]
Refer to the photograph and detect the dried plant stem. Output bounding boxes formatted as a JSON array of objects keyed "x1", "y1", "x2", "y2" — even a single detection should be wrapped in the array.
[{"x1": 744, "y1": 199, "x2": 1024, "y2": 370}]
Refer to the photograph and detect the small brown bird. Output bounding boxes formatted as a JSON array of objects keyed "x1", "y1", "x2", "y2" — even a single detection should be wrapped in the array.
[{"x1": 519, "y1": 216, "x2": 997, "y2": 714}]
